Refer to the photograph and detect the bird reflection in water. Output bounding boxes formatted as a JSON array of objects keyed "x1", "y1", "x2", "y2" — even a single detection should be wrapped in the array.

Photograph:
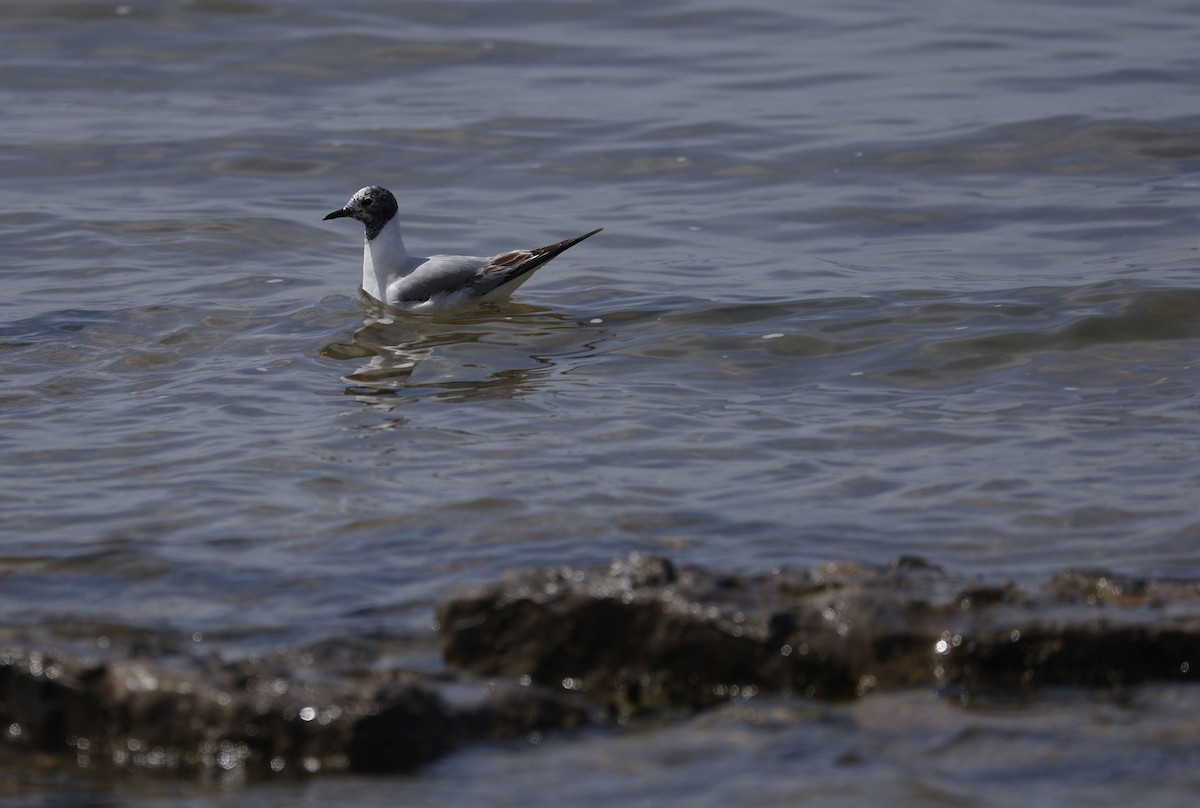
[{"x1": 321, "y1": 298, "x2": 595, "y2": 402}]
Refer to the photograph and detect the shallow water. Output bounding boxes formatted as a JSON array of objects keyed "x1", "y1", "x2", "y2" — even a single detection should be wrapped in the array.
[{"x1": 3, "y1": 0, "x2": 1200, "y2": 804}]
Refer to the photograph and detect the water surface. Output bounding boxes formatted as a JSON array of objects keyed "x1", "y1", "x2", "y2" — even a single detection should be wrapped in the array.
[{"x1": 3, "y1": 0, "x2": 1200, "y2": 805}]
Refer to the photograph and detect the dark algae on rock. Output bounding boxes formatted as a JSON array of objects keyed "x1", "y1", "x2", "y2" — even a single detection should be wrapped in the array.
[{"x1": 4, "y1": 553, "x2": 1200, "y2": 778}]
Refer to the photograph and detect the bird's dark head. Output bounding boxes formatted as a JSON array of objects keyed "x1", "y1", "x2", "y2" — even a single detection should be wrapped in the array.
[{"x1": 323, "y1": 186, "x2": 399, "y2": 240}]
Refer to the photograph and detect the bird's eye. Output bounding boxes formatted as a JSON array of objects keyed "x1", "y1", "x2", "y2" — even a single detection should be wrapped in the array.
[{"x1": 361, "y1": 196, "x2": 374, "y2": 207}]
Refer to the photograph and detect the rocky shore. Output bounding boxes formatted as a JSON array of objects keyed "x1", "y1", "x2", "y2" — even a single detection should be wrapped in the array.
[{"x1": 4, "y1": 553, "x2": 1199, "y2": 777}]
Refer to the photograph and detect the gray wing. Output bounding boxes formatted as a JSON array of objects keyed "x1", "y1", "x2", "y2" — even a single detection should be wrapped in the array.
[
  {"x1": 389, "y1": 255, "x2": 490, "y2": 304},
  {"x1": 389, "y1": 228, "x2": 603, "y2": 306}
]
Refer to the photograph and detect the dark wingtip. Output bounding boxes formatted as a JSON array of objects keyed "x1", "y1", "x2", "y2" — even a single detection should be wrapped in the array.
[
  {"x1": 545, "y1": 227, "x2": 603, "y2": 255},
  {"x1": 559, "y1": 227, "x2": 602, "y2": 248},
  {"x1": 522, "y1": 227, "x2": 604, "y2": 267}
]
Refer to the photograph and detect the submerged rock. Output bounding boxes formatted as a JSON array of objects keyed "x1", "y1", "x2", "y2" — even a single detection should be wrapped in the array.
[{"x1": 4, "y1": 553, "x2": 1200, "y2": 777}]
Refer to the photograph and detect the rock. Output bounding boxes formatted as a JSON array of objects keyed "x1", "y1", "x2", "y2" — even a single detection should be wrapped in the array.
[
  {"x1": 0, "y1": 641, "x2": 590, "y2": 777},
  {"x1": 438, "y1": 553, "x2": 1200, "y2": 712},
  {"x1": 5, "y1": 553, "x2": 1200, "y2": 778}
]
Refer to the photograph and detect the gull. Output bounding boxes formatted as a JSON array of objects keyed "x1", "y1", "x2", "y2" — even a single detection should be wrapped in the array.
[{"x1": 324, "y1": 186, "x2": 602, "y2": 311}]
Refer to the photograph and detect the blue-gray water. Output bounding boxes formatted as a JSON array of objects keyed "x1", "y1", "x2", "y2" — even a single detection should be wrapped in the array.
[{"x1": 3, "y1": 0, "x2": 1200, "y2": 805}]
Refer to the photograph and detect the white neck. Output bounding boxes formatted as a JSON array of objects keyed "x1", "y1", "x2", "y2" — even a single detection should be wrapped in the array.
[{"x1": 361, "y1": 216, "x2": 413, "y2": 301}]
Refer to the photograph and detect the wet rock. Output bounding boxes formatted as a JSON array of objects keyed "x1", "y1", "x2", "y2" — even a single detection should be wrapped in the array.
[
  {"x1": 5, "y1": 553, "x2": 1200, "y2": 778},
  {"x1": 438, "y1": 553, "x2": 1200, "y2": 712},
  {"x1": 0, "y1": 642, "x2": 590, "y2": 777}
]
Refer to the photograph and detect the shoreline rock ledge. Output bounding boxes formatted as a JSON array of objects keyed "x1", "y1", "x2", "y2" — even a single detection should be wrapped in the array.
[
  {"x1": 439, "y1": 552, "x2": 1200, "y2": 710},
  {"x1": 4, "y1": 553, "x2": 1200, "y2": 778}
]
